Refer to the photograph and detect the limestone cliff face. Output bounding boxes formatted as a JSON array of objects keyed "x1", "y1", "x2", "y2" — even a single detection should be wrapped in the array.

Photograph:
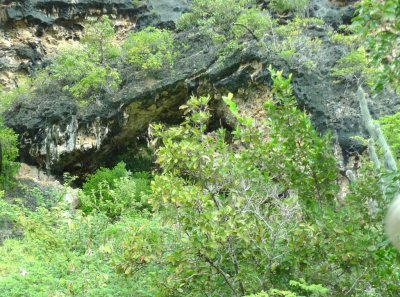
[
  {"x1": 3, "y1": 0, "x2": 400, "y2": 175},
  {"x1": 0, "y1": 0, "x2": 187, "y2": 86},
  {"x1": 0, "y1": 0, "x2": 191, "y2": 174}
]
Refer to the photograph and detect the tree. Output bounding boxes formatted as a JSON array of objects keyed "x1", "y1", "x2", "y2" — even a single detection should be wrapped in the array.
[
  {"x1": 82, "y1": 15, "x2": 120, "y2": 65},
  {"x1": 123, "y1": 27, "x2": 175, "y2": 70},
  {"x1": 119, "y1": 69, "x2": 338, "y2": 296},
  {"x1": 50, "y1": 16, "x2": 121, "y2": 102}
]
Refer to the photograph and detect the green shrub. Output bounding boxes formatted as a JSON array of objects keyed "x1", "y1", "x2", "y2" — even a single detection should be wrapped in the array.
[
  {"x1": 331, "y1": 47, "x2": 377, "y2": 85},
  {"x1": 0, "y1": 122, "x2": 19, "y2": 189},
  {"x1": 115, "y1": 68, "x2": 400, "y2": 296},
  {"x1": 123, "y1": 27, "x2": 175, "y2": 70},
  {"x1": 272, "y1": 17, "x2": 324, "y2": 70},
  {"x1": 0, "y1": 81, "x2": 31, "y2": 114},
  {"x1": 82, "y1": 162, "x2": 129, "y2": 196},
  {"x1": 329, "y1": 25, "x2": 359, "y2": 48},
  {"x1": 352, "y1": 0, "x2": 400, "y2": 92},
  {"x1": 177, "y1": 0, "x2": 273, "y2": 44},
  {"x1": 50, "y1": 16, "x2": 121, "y2": 102},
  {"x1": 52, "y1": 47, "x2": 120, "y2": 100},
  {"x1": 177, "y1": 0, "x2": 277, "y2": 66},
  {"x1": 119, "y1": 69, "x2": 338, "y2": 296},
  {"x1": 0, "y1": 193, "x2": 162, "y2": 296},
  {"x1": 67, "y1": 65, "x2": 120, "y2": 100},
  {"x1": 177, "y1": 0, "x2": 324, "y2": 70},
  {"x1": 233, "y1": 8, "x2": 275, "y2": 40},
  {"x1": 177, "y1": 0, "x2": 250, "y2": 33},
  {"x1": 80, "y1": 162, "x2": 150, "y2": 218},
  {"x1": 269, "y1": 0, "x2": 310, "y2": 14}
]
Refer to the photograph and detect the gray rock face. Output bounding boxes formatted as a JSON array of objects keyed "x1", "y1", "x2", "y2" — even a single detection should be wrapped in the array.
[
  {"x1": 1, "y1": 0, "x2": 188, "y2": 27},
  {"x1": 309, "y1": 0, "x2": 356, "y2": 27},
  {"x1": 2, "y1": 0, "x2": 136, "y2": 26},
  {"x1": 0, "y1": 0, "x2": 189, "y2": 86},
  {"x1": 4, "y1": 0, "x2": 400, "y2": 175},
  {"x1": 7, "y1": 26, "x2": 400, "y2": 175},
  {"x1": 137, "y1": 0, "x2": 189, "y2": 29}
]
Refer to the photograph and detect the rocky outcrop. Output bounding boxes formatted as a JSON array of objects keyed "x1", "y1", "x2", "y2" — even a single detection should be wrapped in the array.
[
  {"x1": 1, "y1": 0, "x2": 187, "y2": 27},
  {"x1": 0, "y1": 0, "x2": 188, "y2": 86},
  {"x1": 5, "y1": 30, "x2": 217, "y2": 174},
  {"x1": 4, "y1": 0, "x2": 400, "y2": 175},
  {"x1": 7, "y1": 27, "x2": 400, "y2": 176},
  {"x1": 310, "y1": 0, "x2": 356, "y2": 27}
]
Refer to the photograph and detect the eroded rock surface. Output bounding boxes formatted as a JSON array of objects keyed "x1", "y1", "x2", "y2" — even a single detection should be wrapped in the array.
[
  {"x1": 310, "y1": 0, "x2": 356, "y2": 27},
  {"x1": 4, "y1": 0, "x2": 400, "y2": 175},
  {"x1": 0, "y1": 0, "x2": 188, "y2": 86}
]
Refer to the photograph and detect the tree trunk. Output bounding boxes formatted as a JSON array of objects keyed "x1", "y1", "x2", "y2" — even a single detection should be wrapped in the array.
[{"x1": 357, "y1": 87, "x2": 400, "y2": 250}]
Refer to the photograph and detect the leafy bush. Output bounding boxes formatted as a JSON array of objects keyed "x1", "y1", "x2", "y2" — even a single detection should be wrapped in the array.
[
  {"x1": 331, "y1": 47, "x2": 377, "y2": 85},
  {"x1": 118, "y1": 68, "x2": 339, "y2": 296},
  {"x1": 269, "y1": 0, "x2": 310, "y2": 15},
  {"x1": 0, "y1": 81, "x2": 31, "y2": 114},
  {"x1": 0, "y1": 193, "x2": 161, "y2": 296},
  {"x1": 82, "y1": 162, "x2": 129, "y2": 196},
  {"x1": 272, "y1": 17, "x2": 324, "y2": 70},
  {"x1": 0, "y1": 122, "x2": 19, "y2": 188},
  {"x1": 352, "y1": 0, "x2": 400, "y2": 92},
  {"x1": 80, "y1": 162, "x2": 150, "y2": 218},
  {"x1": 177, "y1": 0, "x2": 250, "y2": 33},
  {"x1": 232, "y1": 8, "x2": 275, "y2": 40},
  {"x1": 50, "y1": 16, "x2": 121, "y2": 102},
  {"x1": 114, "y1": 68, "x2": 400, "y2": 296},
  {"x1": 123, "y1": 27, "x2": 175, "y2": 70},
  {"x1": 329, "y1": 25, "x2": 359, "y2": 48},
  {"x1": 177, "y1": 0, "x2": 273, "y2": 44},
  {"x1": 52, "y1": 49, "x2": 120, "y2": 100},
  {"x1": 179, "y1": 1, "x2": 326, "y2": 70}
]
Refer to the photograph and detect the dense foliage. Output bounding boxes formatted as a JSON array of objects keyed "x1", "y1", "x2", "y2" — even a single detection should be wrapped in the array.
[
  {"x1": 269, "y1": 0, "x2": 310, "y2": 15},
  {"x1": 0, "y1": 191, "x2": 159, "y2": 296},
  {"x1": 123, "y1": 27, "x2": 175, "y2": 70},
  {"x1": 352, "y1": 0, "x2": 400, "y2": 92},
  {"x1": 80, "y1": 162, "x2": 150, "y2": 219},
  {"x1": 50, "y1": 16, "x2": 121, "y2": 102},
  {"x1": 177, "y1": 0, "x2": 274, "y2": 45},
  {"x1": 178, "y1": 0, "x2": 323, "y2": 70},
  {"x1": 0, "y1": 1, "x2": 400, "y2": 296},
  {"x1": 133, "y1": 70, "x2": 338, "y2": 296},
  {"x1": 0, "y1": 16, "x2": 175, "y2": 106},
  {"x1": 0, "y1": 122, "x2": 18, "y2": 188},
  {"x1": 0, "y1": 85, "x2": 19, "y2": 189},
  {"x1": 1, "y1": 68, "x2": 399, "y2": 296}
]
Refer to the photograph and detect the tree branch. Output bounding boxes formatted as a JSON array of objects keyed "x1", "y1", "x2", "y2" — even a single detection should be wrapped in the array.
[
  {"x1": 228, "y1": 237, "x2": 245, "y2": 296},
  {"x1": 233, "y1": 23, "x2": 260, "y2": 42},
  {"x1": 199, "y1": 252, "x2": 238, "y2": 297}
]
